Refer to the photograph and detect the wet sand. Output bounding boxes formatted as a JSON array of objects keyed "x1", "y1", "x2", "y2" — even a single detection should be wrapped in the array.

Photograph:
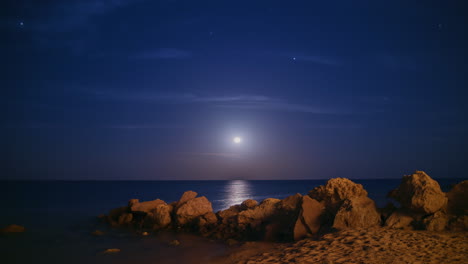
[{"x1": 213, "y1": 228, "x2": 467, "y2": 264}]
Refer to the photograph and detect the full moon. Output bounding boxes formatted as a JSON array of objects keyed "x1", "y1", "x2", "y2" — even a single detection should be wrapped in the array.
[{"x1": 233, "y1": 137, "x2": 242, "y2": 144}]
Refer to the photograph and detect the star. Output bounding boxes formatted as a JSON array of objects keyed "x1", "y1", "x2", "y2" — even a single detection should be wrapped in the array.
[
  {"x1": 292, "y1": 57, "x2": 296, "y2": 61},
  {"x1": 19, "y1": 21, "x2": 24, "y2": 26}
]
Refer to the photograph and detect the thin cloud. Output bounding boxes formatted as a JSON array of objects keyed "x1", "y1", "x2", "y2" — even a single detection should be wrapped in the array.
[
  {"x1": 131, "y1": 48, "x2": 192, "y2": 59},
  {"x1": 89, "y1": 90, "x2": 344, "y2": 114}
]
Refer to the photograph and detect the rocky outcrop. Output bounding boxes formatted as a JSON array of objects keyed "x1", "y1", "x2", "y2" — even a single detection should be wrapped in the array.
[
  {"x1": 103, "y1": 173, "x2": 467, "y2": 243},
  {"x1": 388, "y1": 171, "x2": 447, "y2": 214},
  {"x1": 333, "y1": 196, "x2": 381, "y2": 229}
]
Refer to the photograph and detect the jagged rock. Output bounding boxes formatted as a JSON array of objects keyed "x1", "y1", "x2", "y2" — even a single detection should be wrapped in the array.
[
  {"x1": 388, "y1": 171, "x2": 447, "y2": 214},
  {"x1": 130, "y1": 199, "x2": 166, "y2": 213},
  {"x1": 278, "y1": 193, "x2": 302, "y2": 211},
  {"x1": 333, "y1": 197, "x2": 381, "y2": 230},
  {"x1": 241, "y1": 199, "x2": 258, "y2": 210},
  {"x1": 218, "y1": 205, "x2": 242, "y2": 224},
  {"x1": 293, "y1": 196, "x2": 324, "y2": 240},
  {"x1": 308, "y1": 178, "x2": 368, "y2": 213},
  {"x1": 237, "y1": 198, "x2": 281, "y2": 227},
  {"x1": 176, "y1": 196, "x2": 213, "y2": 226},
  {"x1": 423, "y1": 211, "x2": 448, "y2": 231},
  {"x1": 385, "y1": 211, "x2": 414, "y2": 230},
  {"x1": 178, "y1": 191, "x2": 198, "y2": 205},
  {"x1": 447, "y1": 180, "x2": 468, "y2": 216},
  {"x1": 1, "y1": 224, "x2": 25, "y2": 233}
]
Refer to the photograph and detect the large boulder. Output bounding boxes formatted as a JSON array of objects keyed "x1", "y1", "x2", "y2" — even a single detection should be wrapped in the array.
[
  {"x1": 332, "y1": 197, "x2": 381, "y2": 230},
  {"x1": 446, "y1": 180, "x2": 468, "y2": 216},
  {"x1": 175, "y1": 196, "x2": 213, "y2": 226},
  {"x1": 293, "y1": 195, "x2": 324, "y2": 240},
  {"x1": 308, "y1": 178, "x2": 368, "y2": 213},
  {"x1": 388, "y1": 171, "x2": 447, "y2": 214},
  {"x1": 130, "y1": 199, "x2": 166, "y2": 213}
]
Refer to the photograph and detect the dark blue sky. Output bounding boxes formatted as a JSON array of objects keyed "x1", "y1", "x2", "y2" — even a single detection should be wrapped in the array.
[{"x1": 2, "y1": 0, "x2": 467, "y2": 180}]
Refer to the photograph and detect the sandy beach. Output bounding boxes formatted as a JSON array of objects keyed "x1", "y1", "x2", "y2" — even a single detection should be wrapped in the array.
[{"x1": 215, "y1": 228, "x2": 467, "y2": 264}]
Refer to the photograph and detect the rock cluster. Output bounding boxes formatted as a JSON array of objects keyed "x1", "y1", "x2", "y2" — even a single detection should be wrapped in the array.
[
  {"x1": 104, "y1": 171, "x2": 467, "y2": 243},
  {"x1": 385, "y1": 171, "x2": 467, "y2": 231}
]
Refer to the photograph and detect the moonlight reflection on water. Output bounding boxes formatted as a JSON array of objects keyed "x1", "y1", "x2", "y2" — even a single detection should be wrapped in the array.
[{"x1": 223, "y1": 180, "x2": 252, "y2": 209}]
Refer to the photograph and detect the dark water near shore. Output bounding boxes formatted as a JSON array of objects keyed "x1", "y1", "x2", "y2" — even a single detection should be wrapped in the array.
[{"x1": 0, "y1": 179, "x2": 463, "y2": 264}]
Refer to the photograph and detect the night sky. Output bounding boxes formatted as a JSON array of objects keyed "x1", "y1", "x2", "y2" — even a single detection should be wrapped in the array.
[{"x1": 2, "y1": 0, "x2": 467, "y2": 180}]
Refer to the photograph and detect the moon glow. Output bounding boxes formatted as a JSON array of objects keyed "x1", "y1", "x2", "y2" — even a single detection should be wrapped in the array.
[{"x1": 233, "y1": 137, "x2": 242, "y2": 144}]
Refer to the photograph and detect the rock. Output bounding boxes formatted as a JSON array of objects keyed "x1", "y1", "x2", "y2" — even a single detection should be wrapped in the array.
[
  {"x1": 130, "y1": 199, "x2": 166, "y2": 213},
  {"x1": 293, "y1": 196, "x2": 324, "y2": 240},
  {"x1": 1, "y1": 224, "x2": 25, "y2": 233},
  {"x1": 332, "y1": 197, "x2": 381, "y2": 230},
  {"x1": 128, "y1": 199, "x2": 139, "y2": 207},
  {"x1": 218, "y1": 205, "x2": 242, "y2": 224},
  {"x1": 178, "y1": 191, "x2": 198, "y2": 205},
  {"x1": 237, "y1": 198, "x2": 281, "y2": 227},
  {"x1": 91, "y1": 230, "x2": 105, "y2": 236},
  {"x1": 278, "y1": 193, "x2": 302, "y2": 212},
  {"x1": 446, "y1": 180, "x2": 468, "y2": 216},
  {"x1": 385, "y1": 211, "x2": 415, "y2": 229},
  {"x1": 169, "y1": 239, "x2": 180, "y2": 246},
  {"x1": 103, "y1": 248, "x2": 121, "y2": 254},
  {"x1": 118, "y1": 213, "x2": 133, "y2": 226},
  {"x1": 423, "y1": 211, "x2": 448, "y2": 231},
  {"x1": 388, "y1": 171, "x2": 447, "y2": 214},
  {"x1": 241, "y1": 199, "x2": 258, "y2": 210},
  {"x1": 107, "y1": 206, "x2": 128, "y2": 226},
  {"x1": 308, "y1": 178, "x2": 368, "y2": 213},
  {"x1": 146, "y1": 203, "x2": 173, "y2": 229},
  {"x1": 176, "y1": 196, "x2": 213, "y2": 226}
]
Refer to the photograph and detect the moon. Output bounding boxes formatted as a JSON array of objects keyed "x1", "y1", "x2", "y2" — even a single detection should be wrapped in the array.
[{"x1": 233, "y1": 137, "x2": 242, "y2": 144}]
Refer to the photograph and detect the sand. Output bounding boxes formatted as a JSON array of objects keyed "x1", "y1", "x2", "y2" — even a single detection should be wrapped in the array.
[{"x1": 213, "y1": 228, "x2": 467, "y2": 264}]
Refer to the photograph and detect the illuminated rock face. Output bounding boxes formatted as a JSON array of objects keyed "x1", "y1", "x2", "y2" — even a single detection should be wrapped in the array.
[
  {"x1": 388, "y1": 171, "x2": 447, "y2": 214},
  {"x1": 175, "y1": 196, "x2": 213, "y2": 225},
  {"x1": 333, "y1": 196, "x2": 381, "y2": 229},
  {"x1": 308, "y1": 177, "x2": 368, "y2": 214}
]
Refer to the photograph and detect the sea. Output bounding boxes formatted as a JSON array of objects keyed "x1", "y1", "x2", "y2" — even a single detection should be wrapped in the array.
[{"x1": 0, "y1": 179, "x2": 463, "y2": 264}]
